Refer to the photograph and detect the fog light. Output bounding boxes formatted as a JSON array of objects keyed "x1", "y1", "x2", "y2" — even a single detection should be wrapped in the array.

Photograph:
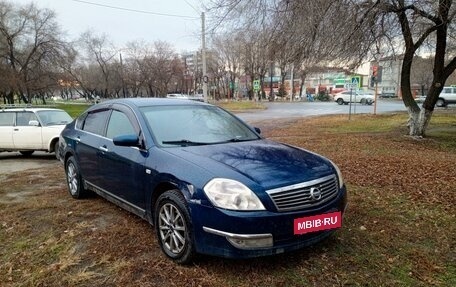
[
  {"x1": 227, "y1": 236, "x2": 273, "y2": 249},
  {"x1": 203, "y1": 226, "x2": 273, "y2": 250}
]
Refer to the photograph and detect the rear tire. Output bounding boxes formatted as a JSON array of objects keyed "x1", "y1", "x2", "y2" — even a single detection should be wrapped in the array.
[
  {"x1": 155, "y1": 189, "x2": 195, "y2": 264},
  {"x1": 65, "y1": 156, "x2": 87, "y2": 199}
]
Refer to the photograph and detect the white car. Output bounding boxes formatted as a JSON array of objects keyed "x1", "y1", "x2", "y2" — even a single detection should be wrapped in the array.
[
  {"x1": 436, "y1": 86, "x2": 456, "y2": 107},
  {"x1": 0, "y1": 107, "x2": 72, "y2": 158},
  {"x1": 334, "y1": 90, "x2": 375, "y2": 105}
]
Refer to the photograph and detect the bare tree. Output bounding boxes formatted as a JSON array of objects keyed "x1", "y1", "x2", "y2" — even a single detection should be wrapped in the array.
[
  {"x1": 0, "y1": 1, "x2": 68, "y2": 104},
  {"x1": 212, "y1": 33, "x2": 244, "y2": 99},
  {"x1": 79, "y1": 31, "x2": 117, "y2": 99},
  {"x1": 365, "y1": 0, "x2": 456, "y2": 137}
]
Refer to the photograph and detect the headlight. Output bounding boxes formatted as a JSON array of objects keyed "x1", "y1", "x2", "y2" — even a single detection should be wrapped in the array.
[
  {"x1": 329, "y1": 160, "x2": 344, "y2": 188},
  {"x1": 203, "y1": 178, "x2": 265, "y2": 211}
]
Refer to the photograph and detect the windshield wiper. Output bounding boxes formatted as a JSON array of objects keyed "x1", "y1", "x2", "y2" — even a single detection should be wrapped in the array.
[
  {"x1": 210, "y1": 138, "x2": 257, "y2": 144},
  {"x1": 162, "y1": 139, "x2": 209, "y2": 146}
]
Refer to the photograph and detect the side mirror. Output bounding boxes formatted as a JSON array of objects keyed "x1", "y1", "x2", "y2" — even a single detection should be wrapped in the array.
[
  {"x1": 254, "y1": 127, "x2": 261, "y2": 134},
  {"x1": 113, "y1": 134, "x2": 140, "y2": 147},
  {"x1": 29, "y1": 120, "x2": 40, "y2": 126}
]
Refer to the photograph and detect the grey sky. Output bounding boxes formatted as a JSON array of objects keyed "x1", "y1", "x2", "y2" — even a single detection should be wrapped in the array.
[{"x1": 14, "y1": 0, "x2": 204, "y2": 52}]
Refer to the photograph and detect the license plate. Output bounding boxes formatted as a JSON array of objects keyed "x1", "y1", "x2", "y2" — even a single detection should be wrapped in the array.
[{"x1": 294, "y1": 211, "x2": 342, "y2": 235}]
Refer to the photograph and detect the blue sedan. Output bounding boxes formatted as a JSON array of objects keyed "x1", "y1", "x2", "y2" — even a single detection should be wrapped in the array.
[{"x1": 59, "y1": 98, "x2": 347, "y2": 264}]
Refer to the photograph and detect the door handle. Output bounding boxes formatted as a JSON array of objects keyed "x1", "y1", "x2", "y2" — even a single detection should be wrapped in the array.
[
  {"x1": 99, "y1": 146, "x2": 108, "y2": 152},
  {"x1": 14, "y1": 128, "x2": 19, "y2": 131}
]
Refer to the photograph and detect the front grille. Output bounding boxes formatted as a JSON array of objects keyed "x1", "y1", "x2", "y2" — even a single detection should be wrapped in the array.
[{"x1": 266, "y1": 174, "x2": 338, "y2": 212}]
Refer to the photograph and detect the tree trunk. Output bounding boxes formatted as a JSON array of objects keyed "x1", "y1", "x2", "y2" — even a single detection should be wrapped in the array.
[{"x1": 407, "y1": 107, "x2": 433, "y2": 137}]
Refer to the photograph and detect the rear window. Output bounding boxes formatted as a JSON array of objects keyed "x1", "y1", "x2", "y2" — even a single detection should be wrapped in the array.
[
  {"x1": 82, "y1": 110, "x2": 110, "y2": 136},
  {"x1": 0, "y1": 112, "x2": 14, "y2": 126}
]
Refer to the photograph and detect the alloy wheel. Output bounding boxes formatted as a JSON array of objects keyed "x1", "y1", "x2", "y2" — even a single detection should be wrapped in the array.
[
  {"x1": 67, "y1": 162, "x2": 78, "y2": 196},
  {"x1": 158, "y1": 203, "x2": 186, "y2": 254}
]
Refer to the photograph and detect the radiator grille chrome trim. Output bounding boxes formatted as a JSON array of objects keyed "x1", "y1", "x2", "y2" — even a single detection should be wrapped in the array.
[{"x1": 266, "y1": 174, "x2": 338, "y2": 212}]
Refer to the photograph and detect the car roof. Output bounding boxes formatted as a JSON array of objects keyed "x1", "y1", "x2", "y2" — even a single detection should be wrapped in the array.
[
  {"x1": 0, "y1": 107, "x2": 64, "y2": 112},
  {"x1": 97, "y1": 98, "x2": 209, "y2": 108}
]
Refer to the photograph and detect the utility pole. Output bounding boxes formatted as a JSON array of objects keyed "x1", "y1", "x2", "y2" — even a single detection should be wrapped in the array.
[
  {"x1": 289, "y1": 63, "x2": 294, "y2": 102},
  {"x1": 201, "y1": 12, "x2": 208, "y2": 102}
]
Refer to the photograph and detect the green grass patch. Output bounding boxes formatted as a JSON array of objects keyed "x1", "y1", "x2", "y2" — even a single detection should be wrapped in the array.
[
  {"x1": 323, "y1": 113, "x2": 409, "y2": 133},
  {"x1": 215, "y1": 100, "x2": 266, "y2": 112},
  {"x1": 55, "y1": 103, "x2": 91, "y2": 118}
]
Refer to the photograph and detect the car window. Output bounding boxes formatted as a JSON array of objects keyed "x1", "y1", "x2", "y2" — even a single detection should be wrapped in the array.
[
  {"x1": 36, "y1": 110, "x2": 73, "y2": 126},
  {"x1": 0, "y1": 112, "x2": 14, "y2": 126},
  {"x1": 16, "y1": 112, "x2": 38, "y2": 126},
  {"x1": 106, "y1": 110, "x2": 136, "y2": 139},
  {"x1": 443, "y1": 87, "x2": 452, "y2": 93},
  {"x1": 82, "y1": 110, "x2": 110, "y2": 136},
  {"x1": 141, "y1": 105, "x2": 260, "y2": 146}
]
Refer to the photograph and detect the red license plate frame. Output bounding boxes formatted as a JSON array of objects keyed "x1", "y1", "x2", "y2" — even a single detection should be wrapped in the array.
[{"x1": 294, "y1": 211, "x2": 342, "y2": 235}]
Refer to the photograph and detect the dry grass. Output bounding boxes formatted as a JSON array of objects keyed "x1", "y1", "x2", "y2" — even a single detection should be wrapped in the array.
[{"x1": 1, "y1": 113, "x2": 455, "y2": 286}]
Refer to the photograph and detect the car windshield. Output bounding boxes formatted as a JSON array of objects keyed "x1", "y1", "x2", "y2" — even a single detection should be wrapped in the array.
[
  {"x1": 140, "y1": 105, "x2": 260, "y2": 147},
  {"x1": 37, "y1": 110, "x2": 73, "y2": 126}
]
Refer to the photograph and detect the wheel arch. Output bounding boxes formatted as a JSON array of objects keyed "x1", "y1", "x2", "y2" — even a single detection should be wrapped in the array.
[
  {"x1": 48, "y1": 137, "x2": 60, "y2": 152},
  {"x1": 149, "y1": 181, "x2": 191, "y2": 224}
]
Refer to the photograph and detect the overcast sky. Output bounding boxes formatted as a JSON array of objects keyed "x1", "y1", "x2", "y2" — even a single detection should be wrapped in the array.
[{"x1": 14, "y1": 0, "x2": 204, "y2": 52}]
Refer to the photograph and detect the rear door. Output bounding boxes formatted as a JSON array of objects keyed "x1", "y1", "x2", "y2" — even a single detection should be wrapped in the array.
[
  {"x1": 0, "y1": 111, "x2": 15, "y2": 149},
  {"x1": 75, "y1": 109, "x2": 111, "y2": 187}
]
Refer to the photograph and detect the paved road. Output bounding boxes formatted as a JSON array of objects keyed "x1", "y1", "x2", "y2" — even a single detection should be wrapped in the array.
[{"x1": 236, "y1": 99, "x2": 407, "y2": 122}]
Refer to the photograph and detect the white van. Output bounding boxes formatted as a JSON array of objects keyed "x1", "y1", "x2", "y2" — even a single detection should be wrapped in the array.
[{"x1": 437, "y1": 86, "x2": 456, "y2": 107}]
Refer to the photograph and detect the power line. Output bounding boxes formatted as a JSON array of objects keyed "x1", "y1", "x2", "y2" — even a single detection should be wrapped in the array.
[
  {"x1": 71, "y1": 0, "x2": 199, "y2": 19},
  {"x1": 183, "y1": 0, "x2": 200, "y2": 14}
]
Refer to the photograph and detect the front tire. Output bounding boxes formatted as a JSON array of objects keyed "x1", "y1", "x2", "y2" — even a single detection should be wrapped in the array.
[
  {"x1": 436, "y1": 98, "x2": 446, "y2": 107},
  {"x1": 336, "y1": 98, "x2": 344, "y2": 105},
  {"x1": 65, "y1": 156, "x2": 87, "y2": 199},
  {"x1": 54, "y1": 141, "x2": 60, "y2": 160},
  {"x1": 155, "y1": 190, "x2": 195, "y2": 264}
]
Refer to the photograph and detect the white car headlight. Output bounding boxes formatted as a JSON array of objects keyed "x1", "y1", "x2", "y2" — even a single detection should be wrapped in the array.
[
  {"x1": 203, "y1": 178, "x2": 265, "y2": 211},
  {"x1": 329, "y1": 160, "x2": 344, "y2": 189}
]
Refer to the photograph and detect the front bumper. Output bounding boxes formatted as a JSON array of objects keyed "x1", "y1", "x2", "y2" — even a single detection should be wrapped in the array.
[{"x1": 190, "y1": 186, "x2": 347, "y2": 259}]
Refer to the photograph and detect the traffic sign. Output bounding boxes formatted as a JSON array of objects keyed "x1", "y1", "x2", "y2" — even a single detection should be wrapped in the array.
[
  {"x1": 253, "y1": 80, "x2": 260, "y2": 91},
  {"x1": 351, "y1": 76, "x2": 361, "y2": 88}
]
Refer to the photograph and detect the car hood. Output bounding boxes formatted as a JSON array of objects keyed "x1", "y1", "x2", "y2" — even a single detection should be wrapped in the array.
[{"x1": 164, "y1": 139, "x2": 334, "y2": 189}]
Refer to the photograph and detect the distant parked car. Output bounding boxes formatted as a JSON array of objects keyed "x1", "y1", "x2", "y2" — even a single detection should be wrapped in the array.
[
  {"x1": 0, "y1": 107, "x2": 72, "y2": 158},
  {"x1": 59, "y1": 98, "x2": 347, "y2": 264},
  {"x1": 436, "y1": 86, "x2": 456, "y2": 107},
  {"x1": 188, "y1": 93, "x2": 204, "y2": 102},
  {"x1": 166, "y1": 93, "x2": 204, "y2": 102},
  {"x1": 166, "y1": 93, "x2": 189, "y2": 100},
  {"x1": 334, "y1": 90, "x2": 375, "y2": 105},
  {"x1": 415, "y1": 95, "x2": 427, "y2": 103}
]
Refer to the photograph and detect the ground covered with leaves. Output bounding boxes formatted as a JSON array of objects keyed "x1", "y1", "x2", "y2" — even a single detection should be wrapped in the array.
[{"x1": 0, "y1": 113, "x2": 455, "y2": 286}]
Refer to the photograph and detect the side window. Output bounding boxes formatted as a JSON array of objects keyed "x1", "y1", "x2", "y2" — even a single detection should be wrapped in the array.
[
  {"x1": 0, "y1": 112, "x2": 14, "y2": 126},
  {"x1": 82, "y1": 110, "x2": 110, "y2": 136},
  {"x1": 16, "y1": 112, "x2": 38, "y2": 126},
  {"x1": 106, "y1": 110, "x2": 136, "y2": 139},
  {"x1": 75, "y1": 113, "x2": 87, "y2": 130},
  {"x1": 443, "y1": 87, "x2": 452, "y2": 94}
]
